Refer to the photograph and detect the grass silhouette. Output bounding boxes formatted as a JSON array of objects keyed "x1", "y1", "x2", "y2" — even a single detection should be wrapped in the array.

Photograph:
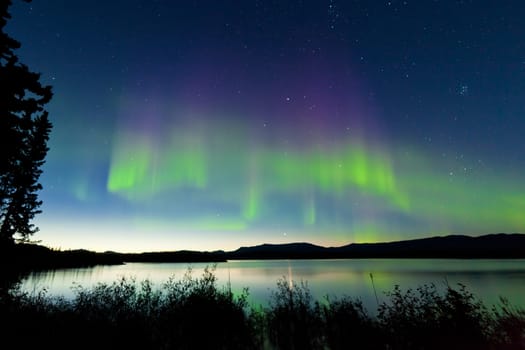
[{"x1": 1, "y1": 267, "x2": 524, "y2": 349}]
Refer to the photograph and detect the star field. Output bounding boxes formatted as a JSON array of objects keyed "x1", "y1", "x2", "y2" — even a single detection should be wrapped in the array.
[{"x1": 5, "y1": 0, "x2": 525, "y2": 252}]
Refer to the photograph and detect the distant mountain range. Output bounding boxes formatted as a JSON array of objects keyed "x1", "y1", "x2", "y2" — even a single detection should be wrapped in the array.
[
  {"x1": 227, "y1": 233, "x2": 525, "y2": 260},
  {"x1": 3, "y1": 234, "x2": 525, "y2": 271}
]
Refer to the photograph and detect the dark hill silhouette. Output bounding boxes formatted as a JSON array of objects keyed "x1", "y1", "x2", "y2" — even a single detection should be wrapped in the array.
[
  {"x1": 0, "y1": 244, "x2": 123, "y2": 271},
  {"x1": 2, "y1": 234, "x2": 524, "y2": 273},
  {"x1": 333, "y1": 233, "x2": 525, "y2": 258},
  {"x1": 122, "y1": 250, "x2": 226, "y2": 263},
  {"x1": 231, "y1": 242, "x2": 326, "y2": 259},
  {"x1": 228, "y1": 233, "x2": 525, "y2": 259}
]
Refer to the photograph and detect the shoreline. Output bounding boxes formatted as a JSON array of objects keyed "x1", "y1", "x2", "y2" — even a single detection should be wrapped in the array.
[{"x1": 2, "y1": 233, "x2": 525, "y2": 272}]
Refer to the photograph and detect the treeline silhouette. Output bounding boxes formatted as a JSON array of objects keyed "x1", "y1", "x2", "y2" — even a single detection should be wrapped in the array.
[
  {"x1": 1, "y1": 267, "x2": 524, "y2": 350},
  {"x1": 1, "y1": 0, "x2": 53, "y2": 246},
  {"x1": 3, "y1": 234, "x2": 525, "y2": 274},
  {"x1": 0, "y1": 243, "x2": 122, "y2": 270},
  {"x1": 229, "y1": 234, "x2": 525, "y2": 259}
]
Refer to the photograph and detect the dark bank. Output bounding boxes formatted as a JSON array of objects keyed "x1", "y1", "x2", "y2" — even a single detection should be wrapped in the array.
[{"x1": 1, "y1": 267, "x2": 524, "y2": 350}]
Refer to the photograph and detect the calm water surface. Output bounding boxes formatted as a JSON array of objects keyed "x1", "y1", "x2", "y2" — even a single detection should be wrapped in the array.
[{"x1": 21, "y1": 259, "x2": 525, "y2": 311}]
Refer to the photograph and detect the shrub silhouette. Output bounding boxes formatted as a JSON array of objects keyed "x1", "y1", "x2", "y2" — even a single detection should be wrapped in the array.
[
  {"x1": 1, "y1": 266, "x2": 256, "y2": 350},
  {"x1": 320, "y1": 295, "x2": 382, "y2": 350},
  {"x1": 157, "y1": 266, "x2": 254, "y2": 350},
  {"x1": 1, "y1": 269, "x2": 524, "y2": 349},
  {"x1": 377, "y1": 283, "x2": 491, "y2": 350},
  {"x1": 265, "y1": 278, "x2": 322, "y2": 350},
  {"x1": 491, "y1": 298, "x2": 525, "y2": 349}
]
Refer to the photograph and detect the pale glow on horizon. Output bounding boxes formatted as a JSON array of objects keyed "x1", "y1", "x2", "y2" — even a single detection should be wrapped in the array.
[
  {"x1": 35, "y1": 218, "x2": 359, "y2": 253},
  {"x1": 6, "y1": 0, "x2": 525, "y2": 256}
]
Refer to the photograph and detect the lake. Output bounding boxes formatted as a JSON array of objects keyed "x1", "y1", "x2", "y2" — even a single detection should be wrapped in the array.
[{"x1": 21, "y1": 259, "x2": 525, "y2": 311}]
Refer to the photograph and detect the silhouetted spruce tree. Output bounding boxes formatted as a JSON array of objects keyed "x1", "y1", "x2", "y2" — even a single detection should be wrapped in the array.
[{"x1": 0, "y1": 0, "x2": 52, "y2": 246}]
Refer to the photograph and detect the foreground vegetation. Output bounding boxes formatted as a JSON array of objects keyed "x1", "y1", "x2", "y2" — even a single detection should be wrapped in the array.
[{"x1": 1, "y1": 267, "x2": 524, "y2": 350}]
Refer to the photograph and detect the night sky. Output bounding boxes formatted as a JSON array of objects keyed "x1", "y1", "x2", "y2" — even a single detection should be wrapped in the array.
[{"x1": 6, "y1": 0, "x2": 525, "y2": 252}]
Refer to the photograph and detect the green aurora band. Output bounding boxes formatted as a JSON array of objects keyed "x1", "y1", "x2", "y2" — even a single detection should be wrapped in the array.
[
  {"x1": 106, "y1": 124, "x2": 409, "y2": 232},
  {"x1": 102, "y1": 120, "x2": 525, "y2": 245}
]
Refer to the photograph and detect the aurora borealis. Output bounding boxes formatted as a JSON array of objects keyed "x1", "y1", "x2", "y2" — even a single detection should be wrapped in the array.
[{"x1": 5, "y1": 1, "x2": 525, "y2": 252}]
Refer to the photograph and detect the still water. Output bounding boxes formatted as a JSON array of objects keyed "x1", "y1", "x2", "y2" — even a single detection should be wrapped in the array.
[{"x1": 21, "y1": 259, "x2": 525, "y2": 311}]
